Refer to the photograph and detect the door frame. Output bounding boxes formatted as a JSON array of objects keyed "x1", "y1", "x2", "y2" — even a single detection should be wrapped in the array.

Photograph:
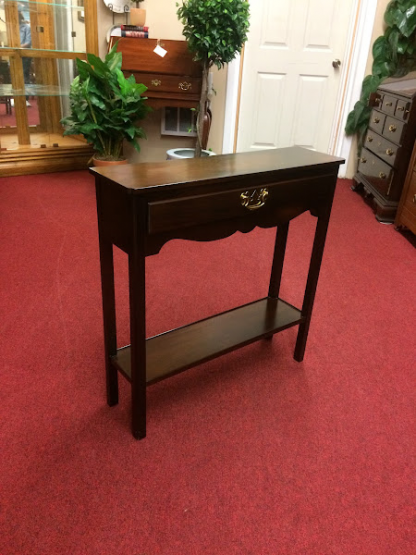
[{"x1": 222, "y1": 0, "x2": 378, "y2": 178}]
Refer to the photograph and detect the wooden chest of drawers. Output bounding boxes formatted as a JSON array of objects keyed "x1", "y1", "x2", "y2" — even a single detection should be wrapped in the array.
[
  {"x1": 353, "y1": 78, "x2": 416, "y2": 222},
  {"x1": 395, "y1": 139, "x2": 416, "y2": 234},
  {"x1": 108, "y1": 38, "x2": 202, "y2": 109}
]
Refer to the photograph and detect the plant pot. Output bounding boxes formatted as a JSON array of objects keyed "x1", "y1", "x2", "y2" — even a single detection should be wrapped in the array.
[
  {"x1": 129, "y1": 8, "x2": 146, "y2": 27},
  {"x1": 92, "y1": 156, "x2": 128, "y2": 167},
  {"x1": 166, "y1": 148, "x2": 216, "y2": 160}
]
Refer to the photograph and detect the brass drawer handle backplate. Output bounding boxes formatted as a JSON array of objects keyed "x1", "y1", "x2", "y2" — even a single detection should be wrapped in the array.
[
  {"x1": 179, "y1": 81, "x2": 192, "y2": 91},
  {"x1": 240, "y1": 188, "x2": 269, "y2": 210},
  {"x1": 386, "y1": 148, "x2": 395, "y2": 156},
  {"x1": 388, "y1": 124, "x2": 397, "y2": 132},
  {"x1": 151, "y1": 79, "x2": 162, "y2": 87}
]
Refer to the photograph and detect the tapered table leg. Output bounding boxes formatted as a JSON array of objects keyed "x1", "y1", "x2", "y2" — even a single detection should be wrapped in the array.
[
  {"x1": 268, "y1": 222, "x2": 289, "y2": 298},
  {"x1": 294, "y1": 202, "x2": 333, "y2": 362},
  {"x1": 265, "y1": 222, "x2": 290, "y2": 339},
  {"x1": 98, "y1": 237, "x2": 118, "y2": 406},
  {"x1": 128, "y1": 200, "x2": 147, "y2": 440}
]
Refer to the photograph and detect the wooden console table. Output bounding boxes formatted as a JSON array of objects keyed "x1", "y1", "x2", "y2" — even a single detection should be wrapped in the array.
[{"x1": 91, "y1": 147, "x2": 344, "y2": 439}]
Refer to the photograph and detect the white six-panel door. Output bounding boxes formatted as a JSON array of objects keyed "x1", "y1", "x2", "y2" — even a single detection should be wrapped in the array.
[{"x1": 236, "y1": 0, "x2": 357, "y2": 153}]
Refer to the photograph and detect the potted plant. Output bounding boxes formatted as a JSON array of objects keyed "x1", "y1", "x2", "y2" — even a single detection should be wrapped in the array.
[
  {"x1": 130, "y1": 0, "x2": 146, "y2": 27},
  {"x1": 61, "y1": 45, "x2": 150, "y2": 166},
  {"x1": 176, "y1": 0, "x2": 250, "y2": 158}
]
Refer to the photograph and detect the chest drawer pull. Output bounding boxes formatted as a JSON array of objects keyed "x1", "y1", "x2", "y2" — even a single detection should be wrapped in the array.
[
  {"x1": 373, "y1": 117, "x2": 380, "y2": 123},
  {"x1": 151, "y1": 79, "x2": 162, "y2": 87},
  {"x1": 360, "y1": 157, "x2": 367, "y2": 163},
  {"x1": 385, "y1": 101, "x2": 393, "y2": 107},
  {"x1": 240, "y1": 188, "x2": 269, "y2": 210},
  {"x1": 379, "y1": 172, "x2": 387, "y2": 179},
  {"x1": 385, "y1": 148, "x2": 395, "y2": 156},
  {"x1": 179, "y1": 81, "x2": 192, "y2": 91},
  {"x1": 388, "y1": 124, "x2": 397, "y2": 132},
  {"x1": 367, "y1": 135, "x2": 373, "y2": 142}
]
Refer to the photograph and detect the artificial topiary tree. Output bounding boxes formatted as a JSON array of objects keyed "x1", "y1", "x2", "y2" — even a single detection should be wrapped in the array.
[
  {"x1": 345, "y1": 0, "x2": 416, "y2": 151},
  {"x1": 177, "y1": 0, "x2": 250, "y2": 157}
]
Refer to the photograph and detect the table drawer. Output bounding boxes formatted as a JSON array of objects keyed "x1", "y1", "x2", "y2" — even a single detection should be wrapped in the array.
[
  {"x1": 148, "y1": 186, "x2": 272, "y2": 234},
  {"x1": 358, "y1": 148, "x2": 394, "y2": 197},
  {"x1": 147, "y1": 179, "x2": 320, "y2": 234},
  {"x1": 368, "y1": 110, "x2": 386, "y2": 135},
  {"x1": 383, "y1": 116, "x2": 406, "y2": 145},
  {"x1": 381, "y1": 94, "x2": 397, "y2": 115},
  {"x1": 395, "y1": 99, "x2": 411, "y2": 121},
  {"x1": 364, "y1": 131, "x2": 400, "y2": 165}
]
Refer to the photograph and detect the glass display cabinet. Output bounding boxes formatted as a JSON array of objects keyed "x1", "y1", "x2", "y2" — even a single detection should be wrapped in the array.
[{"x1": 0, "y1": 0, "x2": 98, "y2": 176}]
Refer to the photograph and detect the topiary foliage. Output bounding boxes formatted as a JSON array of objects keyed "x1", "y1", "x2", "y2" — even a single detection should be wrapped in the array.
[
  {"x1": 345, "y1": 0, "x2": 416, "y2": 149},
  {"x1": 177, "y1": 0, "x2": 250, "y2": 156}
]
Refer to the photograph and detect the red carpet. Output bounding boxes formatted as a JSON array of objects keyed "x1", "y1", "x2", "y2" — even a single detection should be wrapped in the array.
[
  {"x1": 0, "y1": 97, "x2": 40, "y2": 128},
  {"x1": 0, "y1": 171, "x2": 415, "y2": 554}
]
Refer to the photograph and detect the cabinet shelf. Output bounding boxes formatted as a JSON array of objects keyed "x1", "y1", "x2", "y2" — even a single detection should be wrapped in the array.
[
  {"x1": 3, "y1": 0, "x2": 85, "y2": 9},
  {"x1": 112, "y1": 297, "x2": 303, "y2": 385},
  {"x1": 0, "y1": 83, "x2": 69, "y2": 97}
]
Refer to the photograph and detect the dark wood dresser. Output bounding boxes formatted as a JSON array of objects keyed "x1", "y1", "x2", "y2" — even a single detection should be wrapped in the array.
[
  {"x1": 353, "y1": 78, "x2": 416, "y2": 222},
  {"x1": 395, "y1": 139, "x2": 416, "y2": 234}
]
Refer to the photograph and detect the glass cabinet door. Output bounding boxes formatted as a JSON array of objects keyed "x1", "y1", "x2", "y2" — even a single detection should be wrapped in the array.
[{"x1": 0, "y1": 0, "x2": 97, "y2": 171}]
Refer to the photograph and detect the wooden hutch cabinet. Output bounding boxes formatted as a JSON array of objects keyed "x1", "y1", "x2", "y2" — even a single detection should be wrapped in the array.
[
  {"x1": 395, "y1": 138, "x2": 416, "y2": 234},
  {"x1": 353, "y1": 78, "x2": 416, "y2": 223},
  {"x1": 0, "y1": 0, "x2": 98, "y2": 176}
]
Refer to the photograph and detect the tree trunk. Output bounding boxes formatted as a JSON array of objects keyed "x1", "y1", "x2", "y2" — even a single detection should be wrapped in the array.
[{"x1": 195, "y1": 61, "x2": 209, "y2": 158}]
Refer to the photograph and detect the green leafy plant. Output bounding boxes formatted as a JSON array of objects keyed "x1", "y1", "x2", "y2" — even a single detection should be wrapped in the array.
[
  {"x1": 61, "y1": 45, "x2": 151, "y2": 161},
  {"x1": 177, "y1": 0, "x2": 250, "y2": 157},
  {"x1": 345, "y1": 0, "x2": 416, "y2": 148}
]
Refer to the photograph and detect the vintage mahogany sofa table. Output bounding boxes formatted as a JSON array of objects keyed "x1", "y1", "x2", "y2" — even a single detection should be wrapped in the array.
[{"x1": 91, "y1": 147, "x2": 344, "y2": 439}]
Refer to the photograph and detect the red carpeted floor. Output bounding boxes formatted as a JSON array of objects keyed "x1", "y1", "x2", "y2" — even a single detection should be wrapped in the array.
[
  {"x1": 0, "y1": 171, "x2": 415, "y2": 554},
  {"x1": 0, "y1": 97, "x2": 40, "y2": 127}
]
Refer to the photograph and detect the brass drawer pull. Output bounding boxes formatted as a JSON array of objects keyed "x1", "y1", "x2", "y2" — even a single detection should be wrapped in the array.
[
  {"x1": 385, "y1": 101, "x2": 393, "y2": 107},
  {"x1": 151, "y1": 79, "x2": 162, "y2": 87},
  {"x1": 385, "y1": 148, "x2": 395, "y2": 156},
  {"x1": 367, "y1": 135, "x2": 373, "y2": 142},
  {"x1": 240, "y1": 188, "x2": 269, "y2": 210},
  {"x1": 373, "y1": 117, "x2": 380, "y2": 123},
  {"x1": 379, "y1": 172, "x2": 387, "y2": 179},
  {"x1": 360, "y1": 157, "x2": 367, "y2": 163},
  {"x1": 179, "y1": 81, "x2": 192, "y2": 91},
  {"x1": 397, "y1": 106, "x2": 404, "y2": 111},
  {"x1": 388, "y1": 124, "x2": 397, "y2": 132}
]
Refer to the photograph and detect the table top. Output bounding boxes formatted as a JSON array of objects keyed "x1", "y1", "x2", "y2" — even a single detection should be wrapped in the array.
[{"x1": 90, "y1": 147, "x2": 344, "y2": 198}]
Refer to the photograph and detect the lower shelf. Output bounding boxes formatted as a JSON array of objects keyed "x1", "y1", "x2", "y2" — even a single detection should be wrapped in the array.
[{"x1": 112, "y1": 297, "x2": 303, "y2": 385}]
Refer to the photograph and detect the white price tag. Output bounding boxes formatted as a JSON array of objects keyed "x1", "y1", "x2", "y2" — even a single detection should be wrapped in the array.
[{"x1": 153, "y1": 44, "x2": 167, "y2": 58}]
